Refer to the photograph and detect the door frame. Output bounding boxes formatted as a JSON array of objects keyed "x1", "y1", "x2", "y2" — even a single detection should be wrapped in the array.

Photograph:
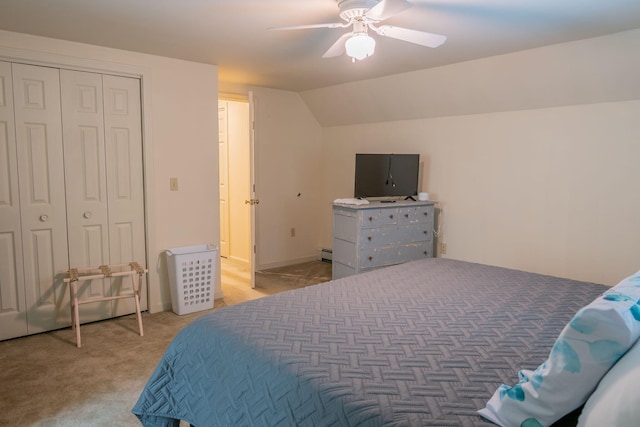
[
  {"x1": 248, "y1": 91, "x2": 257, "y2": 288},
  {"x1": 218, "y1": 92, "x2": 257, "y2": 288}
]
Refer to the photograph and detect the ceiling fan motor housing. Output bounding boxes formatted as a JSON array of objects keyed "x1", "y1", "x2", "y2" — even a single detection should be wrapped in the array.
[{"x1": 337, "y1": 0, "x2": 379, "y2": 21}]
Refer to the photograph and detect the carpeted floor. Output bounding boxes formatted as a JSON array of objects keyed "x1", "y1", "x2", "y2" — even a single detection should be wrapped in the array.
[{"x1": 0, "y1": 260, "x2": 331, "y2": 426}]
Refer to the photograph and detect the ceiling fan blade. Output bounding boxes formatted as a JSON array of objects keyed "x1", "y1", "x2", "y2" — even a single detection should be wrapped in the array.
[
  {"x1": 375, "y1": 25, "x2": 447, "y2": 48},
  {"x1": 365, "y1": 0, "x2": 413, "y2": 21},
  {"x1": 269, "y1": 22, "x2": 346, "y2": 31},
  {"x1": 322, "y1": 33, "x2": 352, "y2": 58}
]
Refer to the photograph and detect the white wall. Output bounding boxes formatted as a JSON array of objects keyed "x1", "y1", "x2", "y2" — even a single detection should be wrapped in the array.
[
  {"x1": 0, "y1": 30, "x2": 220, "y2": 312},
  {"x1": 314, "y1": 30, "x2": 640, "y2": 286},
  {"x1": 220, "y1": 83, "x2": 325, "y2": 269},
  {"x1": 320, "y1": 101, "x2": 640, "y2": 286}
]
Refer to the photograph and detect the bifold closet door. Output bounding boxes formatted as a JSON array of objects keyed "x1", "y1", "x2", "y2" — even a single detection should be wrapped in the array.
[
  {"x1": 12, "y1": 63, "x2": 71, "y2": 333},
  {"x1": 60, "y1": 69, "x2": 111, "y2": 323},
  {"x1": 0, "y1": 61, "x2": 28, "y2": 340},
  {"x1": 61, "y1": 70, "x2": 147, "y2": 320},
  {"x1": 103, "y1": 74, "x2": 147, "y2": 316}
]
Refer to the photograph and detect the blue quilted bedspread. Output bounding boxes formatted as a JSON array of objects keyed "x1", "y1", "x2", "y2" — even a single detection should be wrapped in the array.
[{"x1": 132, "y1": 258, "x2": 606, "y2": 426}]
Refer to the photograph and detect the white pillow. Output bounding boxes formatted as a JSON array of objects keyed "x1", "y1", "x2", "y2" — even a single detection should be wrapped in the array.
[
  {"x1": 577, "y1": 337, "x2": 640, "y2": 427},
  {"x1": 478, "y1": 271, "x2": 640, "y2": 427}
]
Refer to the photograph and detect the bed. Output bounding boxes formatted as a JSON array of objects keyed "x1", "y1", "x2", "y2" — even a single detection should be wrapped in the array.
[{"x1": 132, "y1": 258, "x2": 614, "y2": 426}]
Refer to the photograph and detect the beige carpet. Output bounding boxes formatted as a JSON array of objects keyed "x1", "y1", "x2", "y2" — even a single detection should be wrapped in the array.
[{"x1": 0, "y1": 260, "x2": 331, "y2": 426}]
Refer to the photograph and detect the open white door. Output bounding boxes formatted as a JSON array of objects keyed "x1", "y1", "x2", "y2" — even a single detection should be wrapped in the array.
[
  {"x1": 218, "y1": 94, "x2": 256, "y2": 288},
  {"x1": 248, "y1": 92, "x2": 257, "y2": 289}
]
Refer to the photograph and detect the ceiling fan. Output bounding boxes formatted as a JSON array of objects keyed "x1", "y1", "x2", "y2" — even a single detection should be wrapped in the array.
[{"x1": 270, "y1": 0, "x2": 447, "y2": 61}]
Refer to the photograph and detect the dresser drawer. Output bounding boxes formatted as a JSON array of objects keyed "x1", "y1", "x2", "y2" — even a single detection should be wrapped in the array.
[
  {"x1": 360, "y1": 241, "x2": 433, "y2": 269},
  {"x1": 398, "y1": 241, "x2": 434, "y2": 261},
  {"x1": 397, "y1": 205, "x2": 434, "y2": 225},
  {"x1": 359, "y1": 208, "x2": 399, "y2": 227},
  {"x1": 360, "y1": 224, "x2": 431, "y2": 247}
]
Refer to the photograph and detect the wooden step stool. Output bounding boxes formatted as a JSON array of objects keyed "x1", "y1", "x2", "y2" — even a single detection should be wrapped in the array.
[{"x1": 64, "y1": 262, "x2": 147, "y2": 348}]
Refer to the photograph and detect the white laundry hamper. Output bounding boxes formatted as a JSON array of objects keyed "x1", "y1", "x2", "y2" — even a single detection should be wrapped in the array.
[{"x1": 166, "y1": 244, "x2": 217, "y2": 315}]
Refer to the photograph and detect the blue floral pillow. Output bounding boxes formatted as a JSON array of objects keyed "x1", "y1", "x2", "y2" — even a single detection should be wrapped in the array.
[{"x1": 478, "y1": 271, "x2": 640, "y2": 427}]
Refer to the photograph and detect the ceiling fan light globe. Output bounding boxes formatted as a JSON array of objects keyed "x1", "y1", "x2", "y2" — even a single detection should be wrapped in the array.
[{"x1": 345, "y1": 34, "x2": 376, "y2": 60}]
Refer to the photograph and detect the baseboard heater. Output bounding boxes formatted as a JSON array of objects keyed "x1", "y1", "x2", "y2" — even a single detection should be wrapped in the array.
[{"x1": 321, "y1": 248, "x2": 332, "y2": 263}]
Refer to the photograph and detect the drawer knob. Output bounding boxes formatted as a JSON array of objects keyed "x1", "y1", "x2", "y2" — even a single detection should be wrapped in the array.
[
  {"x1": 368, "y1": 216, "x2": 373, "y2": 221},
  {"x1": 424, "y1": 212, "x2": 428, "y2": 216},
  {"x1": 423, "y1": 230, "x2": 428, "y2": 235},
  {"x1": 389, "y1": 214, "x2": 394, "y2": 219},
  {"x1": 423, "y1": 251, "x2": 428, "y2": 255},
  {"x1": 404, "y1": 213, "x2": 409, "y2": 218},
  {"x1": 368, "y1": 256, "x2": 373, "y2": 261},
  {"x1": 367, "y1": 236, "x2": 372, "y2": 241}
]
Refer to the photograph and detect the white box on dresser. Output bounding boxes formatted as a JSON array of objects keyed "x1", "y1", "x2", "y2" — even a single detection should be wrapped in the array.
[{"x1": 332, "y1": 200, "x2": 435, "y2": 279}]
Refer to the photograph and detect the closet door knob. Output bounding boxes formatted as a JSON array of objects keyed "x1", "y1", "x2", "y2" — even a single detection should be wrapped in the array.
[
  {"x1": 83, "y1": 211, "x2": 92, "y2": 219},
  {"x1": 39, "y1": 214, "x2": 49, "y2": 222}
]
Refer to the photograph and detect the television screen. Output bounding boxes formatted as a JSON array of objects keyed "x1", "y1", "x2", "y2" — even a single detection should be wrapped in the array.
[{"x1": 354, "y1": 153, "x2": 420, "y2": 199}]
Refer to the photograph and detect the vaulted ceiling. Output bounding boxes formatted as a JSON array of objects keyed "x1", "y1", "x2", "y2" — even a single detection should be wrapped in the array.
[{"x1": 1, "y1": 0, "x2": 639, "y2": 92}]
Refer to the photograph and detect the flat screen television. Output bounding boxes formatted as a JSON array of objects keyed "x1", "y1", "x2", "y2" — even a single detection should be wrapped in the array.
[{"x1": 354, "y1": 153, "x2": 420, "y2": 199}]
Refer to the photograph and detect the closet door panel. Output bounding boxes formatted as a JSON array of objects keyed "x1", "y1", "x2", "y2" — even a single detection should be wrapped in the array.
[
  {"x1": 12, "y1": 63, "x2": 70, "y2": 333},
  {"x1": 60, "y1": 70, "x2": 111, "y2": 323},
  {"x1": 0, "y1": 61, "x2": 28, "y2": 340},
  {"x1": 103, "y1": 75, "x2": 147, "y2": 315},
  {"x1": 0, "y1": 233, "x2": 25, "y2": 340},
  {"x1": 29, "y1": 230, "x2": 60, "y2": 304}
]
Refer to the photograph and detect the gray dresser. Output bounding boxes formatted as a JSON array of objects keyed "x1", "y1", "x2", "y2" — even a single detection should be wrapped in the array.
[{"x1": 332, "y1": 200, "x2": 435, "y2": 279}]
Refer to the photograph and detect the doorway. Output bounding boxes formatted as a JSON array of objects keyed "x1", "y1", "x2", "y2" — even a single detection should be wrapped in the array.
[{"x1": 218, "y1": 98, "x2": 252, "y2": 288}]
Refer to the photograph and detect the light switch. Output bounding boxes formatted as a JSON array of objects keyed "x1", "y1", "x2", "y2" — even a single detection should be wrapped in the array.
[{"x1": 170, "y1": 177, "x2": 178, "y2": 191}]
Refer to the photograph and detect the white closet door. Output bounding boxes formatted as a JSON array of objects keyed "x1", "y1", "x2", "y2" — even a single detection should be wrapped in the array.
[
  {"x1": 0, "y1": 61, "x2": 28, "y2": 340},
  {"x1": 60, "y1": 69, "x2": 112, "y2": 323},
  {"x1": 103, "y1": 75, "x2": 147, "y2": 315},
  {"x1": 12, "y1": 63, "x2": 70, "y2": 333}
]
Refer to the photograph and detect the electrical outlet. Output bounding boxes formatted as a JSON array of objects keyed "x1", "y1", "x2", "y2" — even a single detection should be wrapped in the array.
[
  {"x1": 170, "y1": 177, "x2": 178, "y2": 191},
  {"x1": 290, "y1": 227, "x2": 296, "y2": 237},
  {"x1": 440, "y1": 242, "x2": 447, "y2": 255}
]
